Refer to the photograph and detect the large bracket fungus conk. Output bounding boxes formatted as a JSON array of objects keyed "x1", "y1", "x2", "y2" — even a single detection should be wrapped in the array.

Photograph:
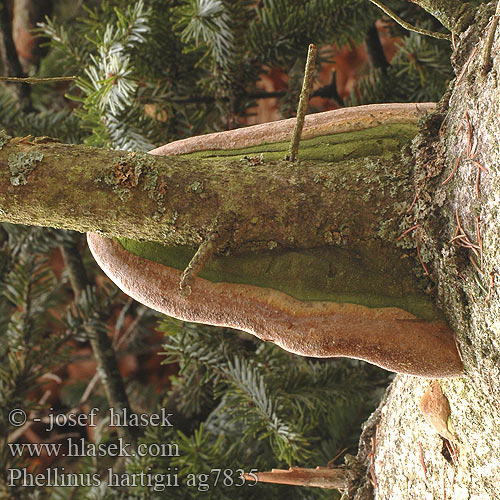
[{"x1": 87, "y1": 103, "x2": 464, "y2": 379}]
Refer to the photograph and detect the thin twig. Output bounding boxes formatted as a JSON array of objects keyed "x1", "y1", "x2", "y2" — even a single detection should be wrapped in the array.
[
  {"x1": 370, "y1": 437, "x2": 376, "y2": 464},
  {"x1": 454, "y1": 333, "x2": 464, "y2": 363},
  {"x1": 0, "y1": 3, "x2": 32, "y2": 110},
  {"x1": 486, "y1": 272, "x2": 500, "y2": 303},
  {"x1": 242, "y1": 466, "x2": 347, "y2": 489},
  {"x1": 79, "y1": 372, "x2": 100, "y2": 406},
  {"x1": 397, "y1": 224, "x2": 420, "y2": 241},
  {"x1": 407, "y1": 191, "x2": 419, "y2": 213},
  {"x1": 469, "y1": 254, "x2": 483, "y2": 276},
  {"x1": 455, "y1": 209, "x2": 464, "y2": 234},
  {"x1": 449, "y1": 234, "x2": 469, "y2": 244},
  {"x1": 446, "y1": 439, "x2": 458, "y2": 465},
  {"x1": 114, "y1": 305, "x2": 148, "y2": 350},
  {"x1": 180, "y1": 235, "x2": 219, "y2": 296},
  {"x1": 476, "y1": 216, "x2": 483, "y2": 270},
  {"x1": 114, "y1": 298, "x2": 134, "y2": 339},
  {"x1": 9, "y1": 370, "x2": 101, "y2": 445},
  {"x1": 471, "y1": 160, "x2": 489, "y2": 173},
  {"x1": 416, "y1": 238, "x2": 430, "y2": 276},
  {"x1": 168, "y1": 82, "x2": 344, "y2": 106},
  {"x1": 327, "y1": 447, "x2": 348, "y2": 467},
  {"x1": 451, "y1": 210, "x2": 481, "y2": 258},
  {"x1": 464, "y1": 111, "x2": 472, "y2": 158},
  {"x1": 8, "y1": 390, "x2": 52, "y2": 443},
  {"x1": 40, "y1": 372, "x2": 63, "y2": 384},
  {"x1": 370, "y1": 466, "x2": 378, "y2": 489},
  {"x1": 368, "y1": 0, "x2": 452, "y2": 40},
  {"x1": 471, "y1": 159, "x2": 490, "y2": 201},
  {"x1": 368, "y1": 424, "x2": 378, "y2": 489},
  {"x1": 287, "y1": 44, "x2": 317, "y2": 162},
  {"x1": 0, "y1": 75, "x2": 76, "y2": 84}
]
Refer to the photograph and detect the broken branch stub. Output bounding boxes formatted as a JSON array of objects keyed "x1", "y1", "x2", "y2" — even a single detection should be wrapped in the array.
[{"x1": 87, "y1": 103, "x2": 463, "y2": 378}]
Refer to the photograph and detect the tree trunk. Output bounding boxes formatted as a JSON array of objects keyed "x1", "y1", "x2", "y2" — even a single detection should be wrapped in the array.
[{"x1": 349, "y1": 3, "x2": 500, "y2": 499}]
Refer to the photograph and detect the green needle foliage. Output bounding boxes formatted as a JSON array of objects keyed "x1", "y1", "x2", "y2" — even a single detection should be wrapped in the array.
[
  {"x1": 346, "y1": 30, "x2": 453, "y2": 105},
  {"x1": 0, "y1": 0, "x2": 454, "y2": 498},
  {"x1": 123, "y1": 320, "x2": 386, "y2": 499}
]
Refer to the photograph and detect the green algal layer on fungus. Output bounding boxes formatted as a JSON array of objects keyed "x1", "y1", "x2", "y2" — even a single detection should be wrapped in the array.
[{"x1": 118, "y1": 237, "x2": 444, "y2": 321}]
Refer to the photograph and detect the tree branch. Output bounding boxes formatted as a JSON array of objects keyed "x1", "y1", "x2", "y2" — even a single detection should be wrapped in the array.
[
  {"x1": 60, "y1": 239, "x2": 138, "y2": 444},
  {"x1": 365, "y1": 22, "x2": 389, "y2": 73},
  {"x1": 0, "y1": 104, "x2": 433, "y2": 252},
  {"x1": 170, "y1": 84, "x2": 344, "y2": 106},
  {"x1": 0, "y1": 75, "x2": 76, "y2": 83},
  {"x1": 0, "y1": 102, "x2": 465, "y2": 377},
  {"x1": 408, "y1": 0, "x2": 483, "y2": 33},
  {"x1": 287, "y1": 43, "x2": 317, "y2": 161},
  {"x1": 369, "y1": 0, "x2": 452, "y2": 40},
  {"x1": 0, "y1": 104, "x2": 444, "y2": 321},
  {"x1": 242, "y1": 466, "x2": 348, "y2": 489}
]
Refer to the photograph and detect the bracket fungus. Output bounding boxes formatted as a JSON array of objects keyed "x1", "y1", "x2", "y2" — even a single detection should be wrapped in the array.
[{"x1": 88, "y1": 103, "x2": 463, "y2": 378}]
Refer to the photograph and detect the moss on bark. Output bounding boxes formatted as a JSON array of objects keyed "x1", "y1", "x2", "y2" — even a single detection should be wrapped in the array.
[{"x1": 0, "y1": 124, "x2": 417, "y2": 254}]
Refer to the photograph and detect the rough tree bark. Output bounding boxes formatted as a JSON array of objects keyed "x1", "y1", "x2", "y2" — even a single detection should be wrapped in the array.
[
  {"x1": 0, "y1": 0, "x2": 498, "y2": 497},
  {"x1": 348, "y1": 1, "x2": 500, "y2": 499}
]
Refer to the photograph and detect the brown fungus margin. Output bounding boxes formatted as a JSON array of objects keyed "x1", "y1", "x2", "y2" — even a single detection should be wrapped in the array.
[{"x1": 87, "y1": 234, "x2": 462, "y2": 378}]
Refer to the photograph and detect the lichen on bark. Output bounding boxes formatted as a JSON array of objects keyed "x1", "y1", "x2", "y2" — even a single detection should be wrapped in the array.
[
  {"x1": 8, "y1": 150, "x2": 43, "y2": 185},
  {"x1": 0, "y1": 130, "x2": 11, "y2": 150}
]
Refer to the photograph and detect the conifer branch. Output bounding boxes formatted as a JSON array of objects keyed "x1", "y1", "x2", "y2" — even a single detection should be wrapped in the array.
[
  {"x1": 60, "y1": 241, "x2": 138, "y2": 444},
  {"x1": 409, "y1": 0, "x2": 478, "y2": 33},
  {"x1": 242, "y1": 466, "x2": 348, "y2": 489},
  {"x1": 0, "y1": 103, "x2": 434, "y2": 252},
  {"x1": 170, "y1": 83, "x2": 343, "y2": 105},
  {"x1": 365, "y1": 23, "x2": 389, "y2": 73}
]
